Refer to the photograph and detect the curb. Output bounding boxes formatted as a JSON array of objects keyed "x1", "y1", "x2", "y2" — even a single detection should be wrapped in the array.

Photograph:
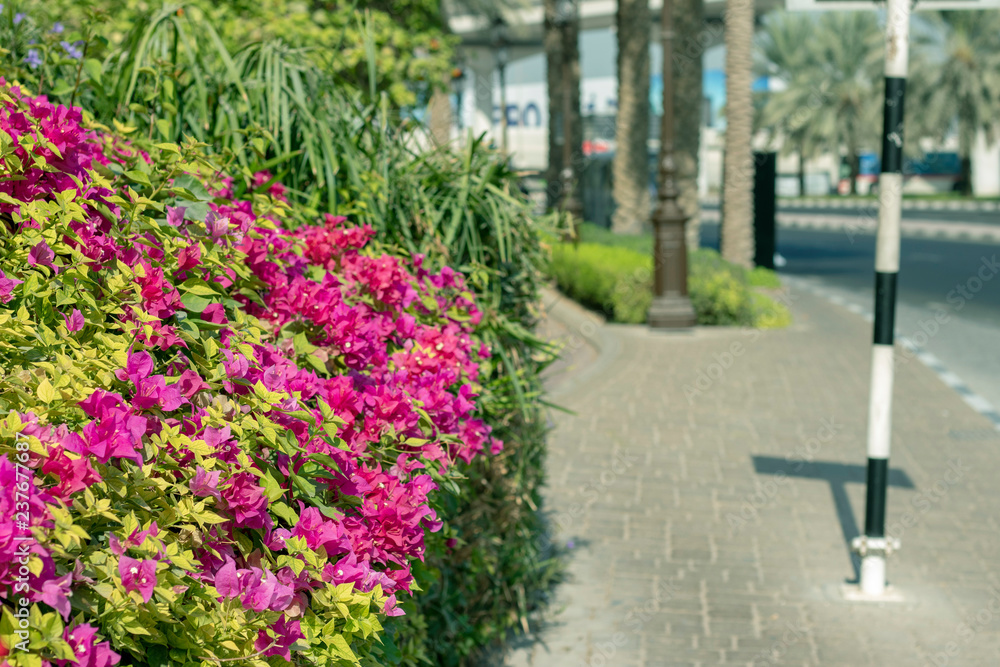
[
  {"x1": 776, "y1": 218, "x2": 1000, "y2": 244},
  {"x1": 538, "y1": 287, "x2": 623, "y2": 400},
  {"x1": 700, "y1": 197, "x2": 1000, "y2": 212},
  {"x1": 699, "y1": 210, "x2": 1000, "y2": 244},
  {"x1": 790, "y1": 197, "x2": 1000, "y2": 212}
]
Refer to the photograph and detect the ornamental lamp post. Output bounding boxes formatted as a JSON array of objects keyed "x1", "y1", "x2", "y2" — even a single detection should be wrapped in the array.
[
  {"x1": 554, "y1": 0, "x2": 583, "y2": 228},
  {"x1": 647, "y1": 0, "x2": 696, "y2": 329}
]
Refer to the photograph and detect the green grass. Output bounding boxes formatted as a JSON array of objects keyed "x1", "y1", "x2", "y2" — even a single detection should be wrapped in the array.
[{"x1": 577, "y1": 223, "x2": 653, "y2": 254}]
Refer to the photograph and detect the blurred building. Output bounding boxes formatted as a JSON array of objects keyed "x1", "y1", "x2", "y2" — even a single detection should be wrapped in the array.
[{"x1": 447, "y1": 1, "x2": 1000, "y2": 199}]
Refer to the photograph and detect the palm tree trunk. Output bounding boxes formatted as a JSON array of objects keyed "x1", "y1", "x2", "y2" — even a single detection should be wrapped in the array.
[
  {"x1": 675, "y1": 0, "x2": 704, "y2": 250},
  {"x1": 428, "y1": 75, "x2": 452, "y2": 147},
  {"x1": 959, "y1": 120, "x2": 973, "y2": 196},
  {"x1": 798, "y1": 137, "x2": 806, "y2": 197},
  {"x1": 960, "y1": 156, "x2": 972, "y2": 196},
  {"x1": 567, "y1": 8, "x2": 584, "y2": 203},
  {"x1": 612, "y1": 0, "x2": 651, "y2": 235},
  {"x1": 846, "y1": 122, "x2": 859, "y2": 195},
  {"x1": 544, "y1": 0, "x2": 583, "y2": 212},
  {"x1": 544, "y1": 0, "x2": 564, "y2": 210},
  {"x1": 848, "y1": 150, "x2": 859, "y2": 195},
  {"x1": 721, "y1": 0, "x2": 755, "y2": 268}
]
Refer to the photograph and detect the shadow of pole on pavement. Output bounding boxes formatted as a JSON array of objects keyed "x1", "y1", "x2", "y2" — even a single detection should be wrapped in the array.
[{"x1": 751, "y1": 456, "x2": 916, "y2": 581}]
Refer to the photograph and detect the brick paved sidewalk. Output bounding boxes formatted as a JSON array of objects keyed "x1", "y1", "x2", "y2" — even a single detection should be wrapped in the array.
[{"x1": 506, "y1": 286, "x2": 1000, "y2": 667}]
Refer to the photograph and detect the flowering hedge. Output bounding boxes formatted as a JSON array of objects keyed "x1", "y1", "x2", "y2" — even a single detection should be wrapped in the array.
[{"x1": 0, "y1": 80, "x2": 503, "y2": 665}]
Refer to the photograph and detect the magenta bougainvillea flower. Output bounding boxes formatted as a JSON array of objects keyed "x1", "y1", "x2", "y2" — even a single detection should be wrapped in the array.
[
  {"x1": 218, "y1": 473, "x2": 272, "y2": 530},
  {"x1": 27, "y1": 241, "x2": 56, "y2": 271},
  {"x1": 109, "y1": 522, "x2": 160, "y2": 557},
  {"x1": 114, "y1": 351, "x2": 153, "y2": 384},
  {"x1": 254, "y1": 615, "x2": 303, "y2": 660},
  {"x1": 0, "y1": 268, "x2": 22, "y2": 303},
  {"x1": 62, "y1": 308, "x2": 84, "y2": 332},
  {"x1": 190, "y1": 466, "x2": 221, "y2": 499},
  {"x1": 0, "y1": 79, "x2": 505, "y2": 664},
  {"x1": 38, "y1": 572, "x2": 73, "y2": 619},
  {"x1": 54, "y1": 623, "x2": 121, "y2": 667},
  {"x1": 205, "y1": 210, "x2": 230, "y2": 238},
  {"x1": 118, "y1": 556, "x2": 157, "y2": 603},
  {"x1": 40, "y1": 445, "x2": 101, "y2": 499},
  {"x1": 165, "y1": 205, "x2": 186, "y2": 227},
  {"x1": 176, "y1": 242, "x2": 201, "y2": 270}
]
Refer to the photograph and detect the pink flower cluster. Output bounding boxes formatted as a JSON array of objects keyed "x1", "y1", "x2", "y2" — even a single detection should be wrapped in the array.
[{"x1": 0, "y1": 82, "x2": 501, "y2": 661}]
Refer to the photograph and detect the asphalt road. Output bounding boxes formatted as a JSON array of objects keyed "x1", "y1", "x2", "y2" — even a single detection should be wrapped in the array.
[{"x1": 700, "y1": 220, "x2": 1000, "y2": 413}]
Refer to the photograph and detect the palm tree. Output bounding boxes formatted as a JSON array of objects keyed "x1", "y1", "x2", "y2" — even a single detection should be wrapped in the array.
[
  {"x1": 721, "y1": 0, "x2": 755, "y2": 267},
  {"x1": 612, "y1": 0, "x2": 651, "y2": 234},
  {"x1": 674, "y1": 0, "x2": 705, "y2": 250},
  {"x1": 542, "y1": 0, "x2": 583, "y2": 212},
  {"x1": 915, "y1": 11, "x2": 1000, "y2": 195},
  {"x1": 810, "y1": 12, "x2": 881, "y2": 194},
  {"x1": 756, "y1": 12, "x2": 880, "y2": 196},
  {"x1": 755, "y1": 12, "x2": 821, "y2": 197}
]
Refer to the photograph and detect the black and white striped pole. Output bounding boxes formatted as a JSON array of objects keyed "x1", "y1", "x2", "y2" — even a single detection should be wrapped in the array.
[{"x1": 850, "y1": 0, "x2": 909, "y2": 597}]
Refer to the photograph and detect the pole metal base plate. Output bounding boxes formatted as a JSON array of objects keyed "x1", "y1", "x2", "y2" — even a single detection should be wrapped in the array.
[
  {"x1": 829, "y1": 582, "x2": 907, "y2": 603},
  {"x1": 648, "y1": 295, "x2": 696, "y2": 329}
]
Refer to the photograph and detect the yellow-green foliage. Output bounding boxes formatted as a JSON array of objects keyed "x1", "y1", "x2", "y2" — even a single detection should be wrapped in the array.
[
  {"x1": 748, "y1": 266, "x2": 783, "y2": 289},
  {"x1": 549, "y1": 243, "x2": 653, "y2": 324},
  {"x1": 548, "y1": 241, "x2": 791, "y2": 328}
]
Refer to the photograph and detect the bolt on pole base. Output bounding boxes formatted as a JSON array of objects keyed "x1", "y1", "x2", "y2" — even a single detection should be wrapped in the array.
[{"x1": 840, "y1": 536, "x2": 904, "y2": 601}]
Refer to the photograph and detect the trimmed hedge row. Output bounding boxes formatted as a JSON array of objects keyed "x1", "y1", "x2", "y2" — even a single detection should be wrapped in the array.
[{"x1": 548, "y1": 226, "x2": 791, "y2": 328}]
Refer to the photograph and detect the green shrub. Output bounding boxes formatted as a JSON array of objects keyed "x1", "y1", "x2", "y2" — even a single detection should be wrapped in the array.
[
  {"x1": 0, "y1": 81, "x2": 511, "y2": 667},
  {"x1": 576, "y1": 223, "x2": 784, "y2": 295},
  {"x1": 750, "y1": 292, "x2": 794, "y2": 329},
  {"x1": 748, "y1": 266, "x2": 783, "y2": 289},
  {"x1": 687, "y1": 249, "x2": 756, "y2": 325},
  {"x1": 549, "y1": 240, "x2": 791, "y2": 328},
  {"x1": 1, "y1": 4, "x2": 566, "y2": 665},
  {"x1": 549, "y1": 243, "x2": 651, "y2": 323}
]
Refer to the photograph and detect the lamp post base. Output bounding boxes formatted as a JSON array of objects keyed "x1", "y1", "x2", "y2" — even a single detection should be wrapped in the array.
[{"x1": 648, "y1": 295, "x2": 696, "y2": 329}]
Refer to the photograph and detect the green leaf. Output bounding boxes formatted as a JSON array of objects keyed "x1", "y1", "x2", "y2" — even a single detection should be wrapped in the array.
[
  {"x1": 37, "y1": 379, "x2": 55, "y2": 404},
  {"x1": 168, "y1": 187, "x2": 200, "y2": 202},
  {"x1": 305, "y1": 355, "x2": 327, "y2": 376},
  {"x1": 307, "y1": 452, "x2": 342, "y2": 474},
  {"x1": 83, "y1": 58, "x2": 103, "y2": 86},
  {"x1": 330, "y1": 633, "x2": 358, "y2": 662},
  {"x1": 179, "y1": 293, "x2": 212, "y2": 313},
  {"x1": 272, "y1": 502, "x2": 299, "y2": 525},
  {"x1": 154, "y1": 143, "x2": 180, "y2": 154},
  {"x1": 261, "y1": 469, "x2": 285, "y2": 502},
  {"x1": 171, "y1": 174, "x2": 212, "y2": 202},
  {"x1": 124, "y1": 170, "x2": 152, "y2": 189},
  {"x1": 293, "y1": 331, "x2": 316, "y2": 354},
  {"x1": 290, "y1": 473, "x2": 317, "y2": 498},
  {"x1": 155, "y1": 118, "x2": 171, "y2": 140},
  {"x1": 180, "y1": 280, "x2": 219, "y2": 297},
  {"x1": 50, "y1": 79, "x2": 74, "y2": 96}
]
